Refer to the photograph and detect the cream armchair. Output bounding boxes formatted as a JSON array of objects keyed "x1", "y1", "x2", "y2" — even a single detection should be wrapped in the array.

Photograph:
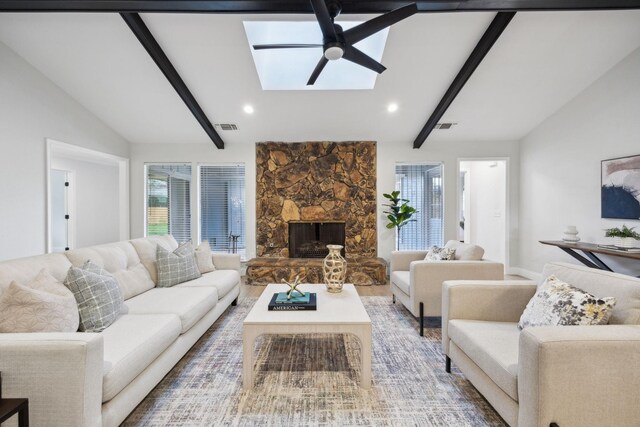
[
  {"x1": 390, "y1": 240, "x2": 504, "y2": 335},
  {"x1": 442, "y1": 262, "x2": 640, "y2": 427}
]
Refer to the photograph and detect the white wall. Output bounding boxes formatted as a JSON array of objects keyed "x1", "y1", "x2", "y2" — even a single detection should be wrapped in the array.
[
  {"x1": 51, "y1": 157, "x2": 121, "y2": 248},
  {"x1": 0, "y1": 41, "x2": 130, "y2": 260},
  {"x1": 518, "y1": 47, "x2": 640, "y2": 277},
  {"x1": 129, "y1": 142, "x2": 257, "y2": 258},
  {"x1": 460, "y1": 160, "x2": 507, "y2": 264},
  {"x1": 377, "y1": 141, "x2": 519, "y2": 266}
]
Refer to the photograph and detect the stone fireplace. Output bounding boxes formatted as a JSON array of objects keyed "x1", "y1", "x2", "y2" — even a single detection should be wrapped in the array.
[{"x1": 247, "y1": 141, "x2": 386, "y2": 285}]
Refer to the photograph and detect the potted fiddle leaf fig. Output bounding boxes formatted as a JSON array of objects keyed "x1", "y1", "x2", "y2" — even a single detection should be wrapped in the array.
[
  {"x1": 604, "y1": 224, "x2": 640, "y2": 248},
  {"x1": 383, "y1": 191, "x2": 418, "y2": 250}
]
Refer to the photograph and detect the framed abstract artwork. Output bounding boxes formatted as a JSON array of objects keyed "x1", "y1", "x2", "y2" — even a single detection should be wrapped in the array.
[{"x1": 601, "y1": 154, "x2": 640, "y2": 219}]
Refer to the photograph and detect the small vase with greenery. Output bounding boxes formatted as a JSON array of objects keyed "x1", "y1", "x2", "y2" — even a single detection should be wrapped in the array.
[
  {"x1": 604, "y1": 224, "x2": 640, "y2": 248},
  {"x1": 383, "y1": 191, "x2": 418, "y2": 250}
]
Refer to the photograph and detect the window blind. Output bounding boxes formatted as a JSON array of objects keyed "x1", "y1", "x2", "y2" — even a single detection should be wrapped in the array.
[
  {"x1": 145, "y1": 164, "x2": 192, "y2": 243},
  {"x1": 200, "y1": 164, "x2": 246, "y2": 259},
  {"x1": 395, "y1": 163, "x2": 444, "y2": 250}
]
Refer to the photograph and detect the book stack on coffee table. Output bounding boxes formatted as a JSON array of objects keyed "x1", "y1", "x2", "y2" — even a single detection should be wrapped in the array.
[{"x1": 268, "y1": 292, "x2": 317, "y2": 311}]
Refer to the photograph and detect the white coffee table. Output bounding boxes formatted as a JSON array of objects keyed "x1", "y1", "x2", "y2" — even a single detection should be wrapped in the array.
[{"x1": 243, "y1": 283, "x2": 372, "y2": 390}]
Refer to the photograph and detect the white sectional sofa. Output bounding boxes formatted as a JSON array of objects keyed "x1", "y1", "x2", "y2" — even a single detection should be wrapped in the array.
[
  {"x1": 0, "y1": 235, "x2": 241, "y2": 427},
  {"x1": 442, "y1": 262, "x2": 640, "y2": 427}
]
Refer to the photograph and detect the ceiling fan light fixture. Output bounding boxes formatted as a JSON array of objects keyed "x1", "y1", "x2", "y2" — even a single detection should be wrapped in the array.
[{"x1": 324, "y1": 46, "x2": 344, "y2": 61}]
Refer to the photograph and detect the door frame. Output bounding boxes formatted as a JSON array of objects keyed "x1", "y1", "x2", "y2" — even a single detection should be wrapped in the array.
[
  {"x1": 457, "y1": 157, "x2": 510, "y2": 270},
  {"x1": 46, "y1": 138, "x2": 129, "y2": 253}
]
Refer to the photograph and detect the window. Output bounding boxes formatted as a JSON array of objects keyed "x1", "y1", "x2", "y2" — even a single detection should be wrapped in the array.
[
  {"x1": 199, "y1": 164, "x2": 246, "y2": 259},
  {"x1": 145, "y1": 164, "x2": 191, "y2": 243},
  {"x1": 395, "y1": 163, "x2": 444, "y2": 250}
]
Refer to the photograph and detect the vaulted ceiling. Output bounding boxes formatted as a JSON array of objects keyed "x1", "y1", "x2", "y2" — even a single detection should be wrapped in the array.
[{"x1": 0, "y1": 7, "x2": 639, "y2": 147}]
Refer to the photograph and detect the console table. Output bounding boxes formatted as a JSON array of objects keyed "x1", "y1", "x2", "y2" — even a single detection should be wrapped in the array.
[{"x1": 540, "y1": 240, "x2": 640, "y2": 272}]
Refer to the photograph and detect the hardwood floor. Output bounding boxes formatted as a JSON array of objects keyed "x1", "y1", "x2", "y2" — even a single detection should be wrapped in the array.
[{"x1": 239, "y1": 274, "x2": 525, "y2": 301}]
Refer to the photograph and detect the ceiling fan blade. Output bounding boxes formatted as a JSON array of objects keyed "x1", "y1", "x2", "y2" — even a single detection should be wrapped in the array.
[
  {"x1": 344, "y1": 2, "x2": 418, "y2": 45},
  {"x1": 343, "y1": 46, "x2": 386, "y2": 74},
  {"x1": 307, "y1": 56, "x2": 329, "y2": 85},
  {"x1": 310, "y1": 0, "x2": 337, "y2": 41},
  {"x1": 253, "y1": 43, "x2": 323, "y2": 50}
]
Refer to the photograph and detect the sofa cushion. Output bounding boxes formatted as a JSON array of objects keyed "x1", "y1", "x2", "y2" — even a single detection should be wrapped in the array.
[
  {"x1": 518, "y1": 275, "x2": 616, "y2": 330},
  {"x1": 0, "y1": 269, "x2": 79, "y2": 333},
  {"x1": 542, "y1": 262, "x2": 640, "y2": 325},
  {"x1": 390, "y1": 271, "x2": 411, "y2": 296},
  {"x1": 175, "y1": 270, "x2": 240, "y2": 299},
  {"x1": 448, "y1": 320, "x2": 520, "y2": 401},
  {"x1": 156, "y1": 244, "x2": 202, "y2": 287},
  {"x1": 64, "y1": 261, "x2": 124, "y2": 333},
  {"x1": 123, "y1": 287, "x2": 218, "y2": 333},
  {"x1": 101, "y1": 314, "x2": 181, "y2": 403},
  {"x1": 65, "y1": 241, "x2": 155, "y2": 300},
  {"x1": 129, "y1": 235, "x2": 179, "y2": 284},
  {"x1": 445, "y1": 240, "x2": 485, "y2": 261},
  {"x1": 0, "y1": 253, "x2": 72, "y2": 294}
]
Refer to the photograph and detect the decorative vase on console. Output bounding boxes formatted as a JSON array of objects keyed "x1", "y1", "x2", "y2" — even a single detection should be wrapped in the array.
[
  {"x1": 323, "y1": 245, "x2": 346, "y2": 293},
  {"x1": 562, "y1": 225, "x2": 580, "y2": 242}
]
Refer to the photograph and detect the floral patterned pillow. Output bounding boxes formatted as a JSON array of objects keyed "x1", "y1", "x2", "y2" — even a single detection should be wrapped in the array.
[
  {"x1": 424, "y1": 246, "x2": 456, "y2": 261},
  {"x1": 518, "y1": 275, "x2": 616, "y2": 330}
]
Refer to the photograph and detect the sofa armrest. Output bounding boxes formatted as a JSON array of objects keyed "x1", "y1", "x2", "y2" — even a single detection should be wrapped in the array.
[
  {"x1": 212, "y1": 253, "x2": 241, "y2": 270},
  {"x1": 390, "y1": 251, "x2": 428, "y2": 272},
  {"x1": 518, "y1": 325, "x2": 640, "y2": 427},
  {"x1": 442, "y1": 280, "x2": 537, "y2": 355},
  {"x1": 0, "y1": 333, "x2": 103, "y2": 427},
  {"x1": 410, "y1": 260, "x2": 505, "y2": 317}
]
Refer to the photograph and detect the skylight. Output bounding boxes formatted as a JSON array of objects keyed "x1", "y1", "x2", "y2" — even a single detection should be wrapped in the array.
[{"x1": 243, "y1": 21, "x2": 389, "y2": 90}]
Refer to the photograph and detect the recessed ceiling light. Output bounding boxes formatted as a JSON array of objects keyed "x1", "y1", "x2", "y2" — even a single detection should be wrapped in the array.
[
  {"x1": 387, "y1": 103, "x2": 398, "y2": 113},
  {"x1": 243, "y1": 105, "x2": 254, "y2": 114}
]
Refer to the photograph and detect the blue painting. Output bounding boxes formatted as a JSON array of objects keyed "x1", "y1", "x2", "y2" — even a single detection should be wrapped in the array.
[{"x1": 601, "y1": 155, "x2": 640, "y2": 219}]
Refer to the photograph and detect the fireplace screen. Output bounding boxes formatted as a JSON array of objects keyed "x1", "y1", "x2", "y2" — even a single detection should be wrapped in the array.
[{"x1": 288, "y1": 222, "x2": 346, "y2": 258}]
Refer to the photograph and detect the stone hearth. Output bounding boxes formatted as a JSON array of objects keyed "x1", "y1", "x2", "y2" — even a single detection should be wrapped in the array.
[{"x1": 246, "y1": 257, "x2": 387, "y2": 286}]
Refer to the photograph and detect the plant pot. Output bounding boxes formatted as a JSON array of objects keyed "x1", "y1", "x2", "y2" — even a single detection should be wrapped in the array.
[{"x1": 613, "y1": 237, "x2": 638, "y2": 248}]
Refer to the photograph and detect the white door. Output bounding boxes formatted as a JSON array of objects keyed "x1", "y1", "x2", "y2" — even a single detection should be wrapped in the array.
[{"x1": 459, "y1": 160, "x2": 508, "y2": 265}]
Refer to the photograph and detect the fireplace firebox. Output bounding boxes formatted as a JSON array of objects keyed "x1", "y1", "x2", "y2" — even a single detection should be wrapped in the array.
[{"x1": 288, "y1": 222, "x2": 345, "y2": 258}]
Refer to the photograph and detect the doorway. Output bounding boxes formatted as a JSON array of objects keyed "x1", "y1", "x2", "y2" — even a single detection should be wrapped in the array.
[
  {"x1": 458, "y1": 159, "x2": 508, "y2": 267},
  {"x1": 46, "y1": 139, "x2": 129, "y2": 252}
]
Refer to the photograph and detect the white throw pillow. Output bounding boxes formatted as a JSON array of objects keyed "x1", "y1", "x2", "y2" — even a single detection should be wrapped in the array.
[
  {"x1": 518, "y1": 275, "x2": 616, "y2": 330},
  {"x1": 424, "y1": 246, "x2": 456, "y2": 261},
  {"x1": 194, "y1": 241, "x2": 216, "y2": 274},
  {"x1": 0, "y1": 268, "x2": 79, "y2": 333}
]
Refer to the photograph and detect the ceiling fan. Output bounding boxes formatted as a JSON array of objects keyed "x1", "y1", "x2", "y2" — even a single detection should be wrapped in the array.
[{"x1": 252, "y1": 0, "x2": 418, "y2": 85}]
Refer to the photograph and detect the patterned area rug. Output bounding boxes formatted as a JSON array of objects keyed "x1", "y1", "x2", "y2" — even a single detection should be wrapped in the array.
[{"x1": 123, "y1": 297, "x2": 506, "y2": 426}]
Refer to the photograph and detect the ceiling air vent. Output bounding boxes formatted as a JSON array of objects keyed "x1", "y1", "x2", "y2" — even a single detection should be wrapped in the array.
[
  {"x1": 435, "y1": 122, "x2": 457, "y2": 130},
  {"x1": 215, "y1": 123, "x2": 238, "y2": 131}
]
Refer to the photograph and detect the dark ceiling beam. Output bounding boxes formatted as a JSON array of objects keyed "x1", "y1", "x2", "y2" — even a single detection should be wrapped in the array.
[
  {"x1": 121, "y1": 13, "x2": 224, "y2": 149},
  {"x1": 413, "y1": 11, "x2": 515, "y2": 149},
  {"x1": 2, "y1": 0, "x2": 640, "y2": 13}
]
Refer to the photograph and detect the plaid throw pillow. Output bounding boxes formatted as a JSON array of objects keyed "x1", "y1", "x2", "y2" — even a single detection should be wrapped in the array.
[
  {"x1": 156, "y1": 242, "x2": 202, "y2": 287},
  {"x1": 64, "y1": 260, "x2": 123, "y2": 332}
]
